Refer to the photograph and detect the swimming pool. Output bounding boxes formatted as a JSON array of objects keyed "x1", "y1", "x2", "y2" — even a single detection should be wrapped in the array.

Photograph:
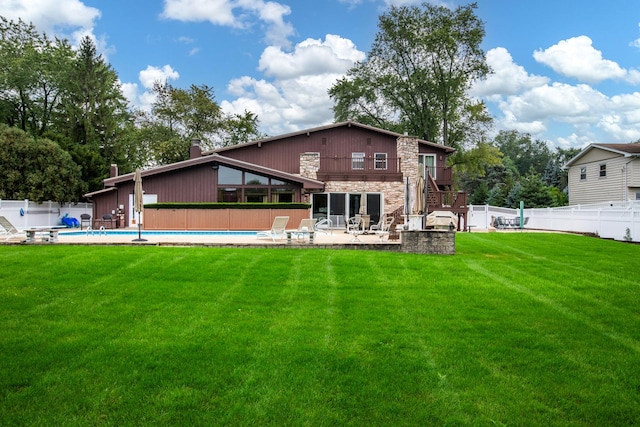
[{"x1": 60, "y1": 230, "x2": 257, "y2": 237}]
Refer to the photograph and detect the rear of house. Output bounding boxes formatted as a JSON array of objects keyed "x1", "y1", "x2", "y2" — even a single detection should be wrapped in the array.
[{"x1": 85, "y1": 121, "x2": 466, "y2": 230}]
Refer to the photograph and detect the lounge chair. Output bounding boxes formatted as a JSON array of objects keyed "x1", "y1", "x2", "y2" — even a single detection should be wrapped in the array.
[
  {"x1": 292, "y1": 218, "x2": 317, "y2": 241},
  {"x1": 0, "y1": 216, "x2": 22, "y2": 241},
  {"x1": 346, "y1": 216, "x2": 365, "y2": 242},
  {"x1": 371, "y1": 216, "x2": 395, "y2": 241},
  {"x1": 314, "y1": 217, "x2": 333, "y2": 235},
  {"x1": 256, "y1": 216, "x2": 289, "y2": 242}
]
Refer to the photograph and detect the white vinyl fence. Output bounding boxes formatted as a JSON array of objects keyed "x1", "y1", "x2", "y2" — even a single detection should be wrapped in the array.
[
  {"x1": 0, "y1": 199, "x2": 92, "y2": 230},
  {"x1": 468, "y1": 201, "x2": 640, "y2": 243}
]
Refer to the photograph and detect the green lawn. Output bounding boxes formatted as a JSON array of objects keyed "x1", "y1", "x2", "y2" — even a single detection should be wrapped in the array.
[{"x1": 1, "y1": 233, "x2": 639, "y2": 426}]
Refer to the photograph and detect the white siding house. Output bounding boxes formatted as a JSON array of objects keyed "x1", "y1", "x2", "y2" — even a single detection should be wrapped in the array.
[{"x1": 565, "y1": 143, "x2": 640, "y2": 205}]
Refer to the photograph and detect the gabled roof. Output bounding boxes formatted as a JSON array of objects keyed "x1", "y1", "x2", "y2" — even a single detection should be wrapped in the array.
[
  {"x1": 207, "y1": 121, "x2": 455, "y2": 155},
  {"x1": 85, "y1": 153, "x2": 324, "y2": 198},
  {"x1": 565, "y1": 143, "x2": 640, "y2": 168}
]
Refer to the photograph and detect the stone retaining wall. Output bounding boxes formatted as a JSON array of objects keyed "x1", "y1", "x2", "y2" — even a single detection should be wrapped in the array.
[{"x1": 398, "y1": 230, "x2": 456, "y2": 254}]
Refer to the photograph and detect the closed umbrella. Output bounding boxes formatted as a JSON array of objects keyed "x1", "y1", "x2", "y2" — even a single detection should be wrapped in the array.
[
  {"x1": 415, "y1": 176, "x2": 425, "y2": 215},
  {"x1": 133, "y1": 169, "x2": 147, "y2": 242},
  {"x1": 404, "y1": 177, "x2": 410, "y2": 217}
]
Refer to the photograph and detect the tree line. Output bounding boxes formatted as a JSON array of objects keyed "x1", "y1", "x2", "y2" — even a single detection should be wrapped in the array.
[
  {"x1": 0, "y1": 5, "x2": 613, "y2": 208},
  {"x1": 329, "y1": 2, "x2": 585, "y2": 208},
  {"x1": 0, "y1": 17, "x2": 263, "y2": 203}
]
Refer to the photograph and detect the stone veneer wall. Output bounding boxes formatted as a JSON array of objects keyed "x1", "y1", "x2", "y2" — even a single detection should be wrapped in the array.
[
  {"x1": 300, "y1": 136, "x2": 421, "y2": 215},
  {"x1": 324, "y1": 180, "x2": 404, "y2": 216},
  {"x1": 299, "y1": 152, "x2": 320, "y2": 180},
  {"x1": 397, "y1": 135, "x2": 420, "y2": 186},
  {"x1": 399, "y1": 230, "x2": 455, "y2": 254}
]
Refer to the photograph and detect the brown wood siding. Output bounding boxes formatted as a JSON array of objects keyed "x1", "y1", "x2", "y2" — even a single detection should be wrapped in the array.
[
  {"x1": 144, "y1": 208, "x2": 310, "y2": 230},
  {"x1": 221, "y1": 127, "x2": 400, "y2": 174},
  {"x1": 418, "y1": 144, "x2": 448, "y2": 170},
  {"x1": 141, "y1": 165, "x2": 216, "y2": 203},
  {"x1": 92, "y1": 191, "x2": 119, "y2": 222}
]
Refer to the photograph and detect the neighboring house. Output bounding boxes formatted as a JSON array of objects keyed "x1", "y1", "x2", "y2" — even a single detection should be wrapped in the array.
[
  {"x1": 85, "y1": 121, "x2": 467, "y2": 229},
  {"x1": 565, "y1": 143, "x2": 640, "y2": 205}
]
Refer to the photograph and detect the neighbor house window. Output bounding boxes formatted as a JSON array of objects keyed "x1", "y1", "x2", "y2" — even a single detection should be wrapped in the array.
[
  {"x1": 580, "y1": 167, "x2": 587, "y2": 180},
  {"x1": 352, "y1": 152, "x2": 365, "y2": 170},
  {"x1": 374, "y1": 153, "x2": 387, "y2": 170},
  {"x1": 599, "y1": 164, "x2": 607, "y2": 177}
]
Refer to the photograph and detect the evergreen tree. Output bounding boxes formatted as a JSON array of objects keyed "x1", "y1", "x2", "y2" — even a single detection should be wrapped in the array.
[{"x1": 56, "y1": 36, "x2": 130, "y2": 191}]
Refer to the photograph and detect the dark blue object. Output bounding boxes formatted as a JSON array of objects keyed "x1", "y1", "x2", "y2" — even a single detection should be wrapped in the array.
[{"x1": 61, "y1": 216, "x2": 80, "y2": 228}]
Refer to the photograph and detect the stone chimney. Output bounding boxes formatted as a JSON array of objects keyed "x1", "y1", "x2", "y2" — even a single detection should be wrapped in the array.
[
  {"x1": 109, "y1": 164, "x2": 118, "y2": 178},
  {"x1": 397, "y1": 135, "x2": 419, "y2": 186},
  {"x1": 190, "y1": 139, "x2": 202, "y2": 159},
  {"x1": 299, "y1": 152, "x2": 320, "y2": 180}
]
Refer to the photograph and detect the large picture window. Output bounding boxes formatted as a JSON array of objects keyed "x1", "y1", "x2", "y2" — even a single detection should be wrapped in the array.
[{"x1": 215, "y1": 165, "x2": 297, "y2": 202}]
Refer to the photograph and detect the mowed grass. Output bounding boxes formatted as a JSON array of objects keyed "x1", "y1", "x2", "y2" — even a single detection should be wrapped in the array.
[{"x1": 0, "y1": 233, "x2": 639, "y2": 426}]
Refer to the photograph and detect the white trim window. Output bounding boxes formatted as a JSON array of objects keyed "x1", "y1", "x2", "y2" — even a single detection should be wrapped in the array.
[
  {"x1": 599, "y1": 163, "x2": 607, "y2": 177},
  {"x1": 352, "y1": 152, "x2": 365, "y2": 170},
  {"x1": 374, "y1": 153, "x2": 387, "y2": 170},
  {"x1": 580, "y1": 167, "x2": 587, "y2": 180}
]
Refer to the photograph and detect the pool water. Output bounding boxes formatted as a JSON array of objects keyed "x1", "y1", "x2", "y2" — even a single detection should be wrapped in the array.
[{"x1": 60, "y1": 230, "x2": 257, "y2": 237}]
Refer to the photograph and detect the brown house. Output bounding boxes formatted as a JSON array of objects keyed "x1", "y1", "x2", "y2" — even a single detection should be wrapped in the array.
[{"x1": 85, "y1": 121, "x2": 467, "y2": 229}]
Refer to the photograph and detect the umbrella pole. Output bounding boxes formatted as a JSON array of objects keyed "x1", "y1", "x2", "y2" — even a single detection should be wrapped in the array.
[{"x1": 133, "y1": 211, "x2": 147, "y2": 242}]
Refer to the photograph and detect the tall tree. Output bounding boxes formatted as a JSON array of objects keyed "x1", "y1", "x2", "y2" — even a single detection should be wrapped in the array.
[
  {"x1": 492, "y1": 130, "x2": 553, "y2": 177},
  {"x1": 132, "y1": 82, "x2": 265, "y2": 166},
  {"x1": 0, "y1": 125, "x2": 83, "y2": 202},
  {"x1": 0, "y1": 17, "x2": 74, "y2": 136},
  {"x1": 329, "y1": 2, "x2": 490, "y2": 149},
  {"x1": 56, "y1": 36, "x2": 130, "y2": 191}
]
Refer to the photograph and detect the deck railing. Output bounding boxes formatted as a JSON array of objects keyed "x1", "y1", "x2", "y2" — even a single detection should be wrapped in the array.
[{"x1": 318, "y1": 157, "x2": 402, "y2": 174}]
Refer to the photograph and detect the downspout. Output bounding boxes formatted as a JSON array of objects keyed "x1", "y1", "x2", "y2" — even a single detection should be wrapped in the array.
[{"x1": 623, "y1": 156, "x2": 637, "y2": 202}]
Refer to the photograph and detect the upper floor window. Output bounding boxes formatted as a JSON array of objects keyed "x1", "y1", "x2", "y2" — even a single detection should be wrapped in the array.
[
  {"x1": 599, "y1": 164, "x2": 607, "y2": 177},
  {"x1": 580, "y1": 167, "x2": 587, "y2": 180},
  {"x1": 352, "y1": 152, "x2": 365, "y2": 170},
  {"x1": 374, "y1": 153, "x2": 387, "y2": 170}
]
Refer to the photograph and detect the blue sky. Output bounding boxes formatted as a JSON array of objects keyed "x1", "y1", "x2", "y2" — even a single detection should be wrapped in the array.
[{"x1": 2, "y1": 0, "x2": 640, "y2": 149}]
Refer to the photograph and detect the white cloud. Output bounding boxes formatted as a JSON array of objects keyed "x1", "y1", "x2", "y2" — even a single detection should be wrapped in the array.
[
  {"x1": 0, "y1": 0, "x2": 100, "y2": 35},
  {"x1": 139, "y1": 65, "x2": 180, "y2": 89},
  {"x1": 533, "y1": 36, "x2": 627, "y2": 84},
  {"x1": 471, "y1": 47, "x2": 549, "y2": 98},
  {"x1": 503, "y1": 83, "x2": 608, "y2": 124},
  {"x1": 123, "y1": 65, "x2": 180, "y2": 112},
  {"x1": 161, "y1": 0, "x2": 294, "y2": 47},
  {"x1": 222, "y1": 34, "x2": 365, "y2": 135},
  {"x1": 0, "y1": 0, "x2": 117, "y2": 60},
  {"x1": 259, "y1": 35, "x2": 365, "y2": 79}
]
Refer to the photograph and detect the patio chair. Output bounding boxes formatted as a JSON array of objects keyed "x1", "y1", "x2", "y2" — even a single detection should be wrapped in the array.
[
  {"x1": 493, "y1": 216, "x2": 507, "y2": 229},
  {"x1": 0, "y1": 216, "x2": 22, "y2": 241},
  {"x1": 372, "y1": 216, "x2": 395, "y2": 241},
  {"x1": 256, "y1": 216, "x2": 289, "y2": 242},
  {"x1": 292, "y1": 218, "x2": 317, "y2": 241},
  {"x1": 100, "y1": 213, "x2": 116, "y2": 229},
  {"x1": 314, "y1": 217, "x2": 333, "y2": 235},
  {"x1": 346, "y1": 216, "x2": 365, "y2": 242},
  {"x1": 80, "y1": 213, "x2": 91, "y2": 229}
]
